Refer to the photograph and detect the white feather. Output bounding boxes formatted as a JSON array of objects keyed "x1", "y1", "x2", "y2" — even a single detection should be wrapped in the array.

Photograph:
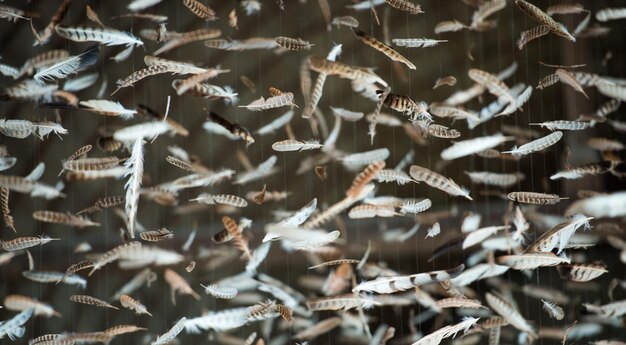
[
  {"x1": 63, "y1": 72, "x2": 98, "y2": 91},
  {"x1": 392, "y1": 38, "x2": 448, "y2": 48},
  {"x1": 80, "y1": 100, "x2": 136, "y2": 119},
  {"x1": 128, "y1": 0, "x2": 163, "y2": 11},
  {"x1": 441, "y1": 133, "x2": 512, "y2": 160},
  {"x1": 152, "y1": 317, "x2": 186, "y2": 345},
  {"x1": 124, "y1": 138, "x2": 144, "y2": 239},
  {"x1": 113, "y1": 121, "x2": 170, "y2": 143}
]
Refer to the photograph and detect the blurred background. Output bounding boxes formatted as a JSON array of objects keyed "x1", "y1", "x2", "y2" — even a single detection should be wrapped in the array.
[{"x1": 0, "y1": 0, "x2": 625, "y2": 344}]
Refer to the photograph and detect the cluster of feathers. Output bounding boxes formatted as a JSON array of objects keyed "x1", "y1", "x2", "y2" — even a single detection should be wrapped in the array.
[{"x1": 0, "y1": 0, "x2": 626, "y2": 345}]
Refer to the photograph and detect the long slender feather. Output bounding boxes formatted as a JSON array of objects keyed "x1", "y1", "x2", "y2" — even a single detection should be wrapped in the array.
[
  {"x1": 124, "y1": 138, "x2": 144, "y2": 239},
  {"x1": 55, "y1": 26, "x2": 143, "y2": 47}
]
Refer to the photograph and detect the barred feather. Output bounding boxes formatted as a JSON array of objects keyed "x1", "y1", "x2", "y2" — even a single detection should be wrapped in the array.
[{"x1": 55, "y1": 26, "x2": 143, "y2": 47}]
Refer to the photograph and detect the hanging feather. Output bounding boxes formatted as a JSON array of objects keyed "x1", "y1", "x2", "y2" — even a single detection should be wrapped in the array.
[
  {"x1": 352, "y1": 265, "x2": 464, "y2": 294},
  {"x1": 441, "y1": 133, "x2": 513, "y2": 160},
  {"x1": 502, "y1": 131, "x2": 563, "y2": 156},
  {"x1": 524, "y1": 214, "x2": 592, "y2": 253},
  {"x1": 124, "y1": 138, "x2": 144, "y2": 239},
  {"x1": 497, "y1": 252, "x2": 571, "y2": 270},
  {"x1": 79, "y1": 100, "x2": 136, "y2": 119},
  {"x1": 541, "y1": 300, "x2": 565, "y2": 320},
  {"x1": 351, "y1": 28, "x2": 416, "y2": 70},
  {"x1": 486, "y1": 292, "x2": 537, "y2": 338},
  {"x1": 557, "y1": 263, "x2": 608, "y2": 282},
  {"x1": 392, "y1": 38, "x2": 447, "y2": 48},
  {"x1": 33, "y1": 45, "x2": 99, "y2": 84},
  {"x1": 55, "y1": 26, "x2": 143, "y2": 47},
  {"x1": 271, "y1": 139, "x2": 322, "y2": 152},
  {"x1": 412, "y1": 317, "x2": 479, "y2": 345}
]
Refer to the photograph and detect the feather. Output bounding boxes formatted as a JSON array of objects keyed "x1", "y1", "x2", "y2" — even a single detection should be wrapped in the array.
[
  {"x1": 256, "y1": 110, "x2": 293, "y2": 135},
  {"x1": 153, "y1": 28, "x2": 221, "y2": 55},
  {"x1": 486, "y1": 292, "x2": 536, "y2": 338},
  {"x1": 352, "y1": 28, "x2": 416, "y2": 70},
  {"x1": 240, "y1": 92, "x2": 297, "y2": 111},
  {"x1": 275, "y1": 36, "x2": 314, "y2": 51},
  {"x1": 128, "y1": 0, "x2": 163, "y2": 11},
  {"x1": 507, "y1": 191, "x2": 565, "y2": 205},
  {"x1": 496, "y1": 252, "x2": 571, "y2": 270},
  {"x1": 463, "y1": 226, "x2": 509, "y2": 249},
  {"x1": 234, "y1": 156, "x2": 278, "y2": 185},
  {"x1": 502, "y1": 131, "x2": 563, "y2": 156},
  {"x1": 557, "y1": 263, "x2": 608, "y2": 282},
  {"x1": 124, "y1": 138, "x2": 144, "y2": 239},
  {"x1": 55, "y1": 26, "x2": 143, "y2": 47},
  {"x1": 0, "y1": 309, "x2": 33, "y2": 340},
  {"x1": 529, "y1": 120, "x2": 590, "y2": 131},
  {"x1": 113, "y1": 121, "x2": 171, "y2": 142},
  {"x1": 152, "y1": 317, "x2": 186, "y2": 345},
  {"x1": 348, "y1": 204, "x2": 398, "y2": 219},
  {"x1": 409, "y1": 165, "x2": 472, "y2": 200},
  {"x1": 183, "y1": 0, "x2": 217, "y2": 21},
  {"x1": 293, "y1": 317, "x2": 342, "y2": 340},
  {"x1": 441, "y1": 133, "x2": 513, "y2": 160},
  {"x1": 541, "y1": 300, "x2": 564, "y2": 320},
  {"x1": 353, "y1": 265, "x2": 464, "y2": 294},
  {"x1": 342, "y1": 149, "x2": 390, "y2": 170},
  {"x1": 306, "y1": 294, "x2": 377, "y2": 311},
  {"x1": 392, "y1": 38, "x2": 447, "y2": 48},
  {"x1": 120, "y1": 295, "x2": 152, "y2": 316},
  {"x1": 524, "y1": 214, "x2": 592, "y2": 254},
  {"x1": 34, "y1": 45, "x2": 99, "y2": 84},
  {"x1": 465, "y1": 171, "x2": 524, "y2": 187},
  {"x1": 80, "y1": 100, "x2": 136, "y2": 119},
  {"x1": 277, "y1": 198, "x2": 317, "y2": 228},
  {"x1": 583, "y1": 299, "x2": 626, "y2": 318},
  {"x1": 330, "y1": 107, "x2": 364, "y2": 121},
  {"x1": 245, "y1": 241, "x2": 271, "y2": 273},
  {"x1": 144, "y1": 55, "x2": 208, "y2": 74},
  {"x1": 201, "y1": 284, "x2": 238, "y2": 299},
  {"x1": 377, "y1": 169, "x2": 417, "y2": 185},
  {"x1": 596, "y1": 8, "x2": 626, "y2": 22},
  {"x1": 515, "y1": 0, "x2": 576, "y2": 41},
  {"x1": 183, "y1": 308, "x2": 248, "y2": 333},
  {"x1": 271, "y1": 139, "x2": 322, "y2": 152},
  {"x1": 63, "y1": 72, "x2": 98, "y2": 91},
  {"x1": 399, "y1": 199, "x2": 432, "y2": 214},
  {"x1": 411, "y1": 317, "x2": 479, "y2": 345},
  {"x1": 435, "y1": 20, "x2": 468, "y2": 34}
]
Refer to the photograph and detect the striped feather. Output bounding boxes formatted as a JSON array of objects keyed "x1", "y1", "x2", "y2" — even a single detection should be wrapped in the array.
[
  {"x1": 55, "y1": 26, "x2": 143, "y2": 47},
  {"x1": 34, "y1": 46, "x2": 99, "y2": 84},
  {"x1": 409, "y1": 165, "x2": 472, "y2": 200}
]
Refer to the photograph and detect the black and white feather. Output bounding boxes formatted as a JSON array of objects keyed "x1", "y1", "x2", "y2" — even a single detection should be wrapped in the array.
[{"x1": 33, "y1": 45, "x2": 99, "y2": 84}]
